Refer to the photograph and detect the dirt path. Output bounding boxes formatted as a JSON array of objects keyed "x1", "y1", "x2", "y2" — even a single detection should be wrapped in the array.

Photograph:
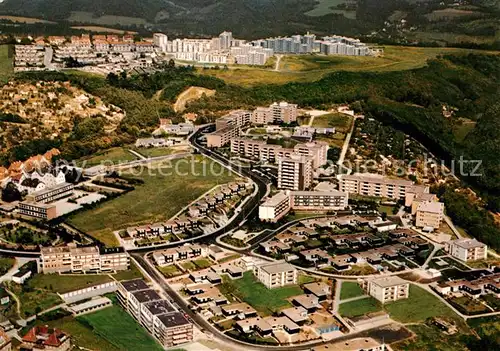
[{"x1": 173, "y1": 86, "x2": 215, "y2": 112}]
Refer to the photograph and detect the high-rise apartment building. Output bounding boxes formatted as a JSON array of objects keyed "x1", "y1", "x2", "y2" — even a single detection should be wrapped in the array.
[
  {"x1": 415, "y1": 201, "x2": 444, "y2": 229},
  {"x1": 270, "y1": 102, "x2": 298, "y2": 124},
  {"x1": 219, "y1": 31, "x2": 233, "y2": 50},
  {"x1": 153, "y1": 33, "x2": 168, "y2": 52},
  {"x1": 278, "y1": 154, "x2": 313, "y2": 191}
]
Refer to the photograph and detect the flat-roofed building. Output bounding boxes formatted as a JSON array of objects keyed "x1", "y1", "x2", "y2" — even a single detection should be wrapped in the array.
[
  {"x1": 18, "y1": 201, "x2": 57, "y2": 220},
  {"x1": 24, "y1": 182, "x2": 74, "y2": 203},
  {"x1": 41, "y1": 244, "x2": 129, "y2": 273},
  {"x1": 270, "y1": 101, "x2": 298, "y2": 124},
  {"x1": 206, "y1": 126, "x2": 240, "y2": 147},
  {"x1": 117, "y1": 279, "x2": 193, "y2": 347},
  {"x1": 254, "y1": 260, "x2": 297, "y2": 289},
  {"x1": 445, "y1": 238, "x2": 487, "y2": 262},
  {"x1": 278, "y1": 154, "x2": 313, "y2": 191},
  {"x1": 258, "y1": 191, "x2": 291, "y2": 222},
  {"x1": 290, "y1": 190, "x2": 348, "y2": 211},
  {"x1": 339, "y1": 173, "x2": 414, "y2": 200},
  {"x1": 415, "y1": 201, "x2": 444, "y2": 229},
  {"x1": 363, "y1": 276, "x2": 409, "y2": 303},
  {"x1": 293, "y1": 141, "x2": 329, "y2": 168},
  {"x1": 251, "y1": 107, "x2": 274, "y2": 125}
]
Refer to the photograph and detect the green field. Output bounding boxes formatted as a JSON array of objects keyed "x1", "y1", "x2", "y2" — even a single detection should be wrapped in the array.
[
  {"x1": 158, "y1": 265, "x2": 183, "y2": 278},
  {"x1": 385, "y1": 285, "x2": 459, "y2": 323},
  {"x1": 203, "y1": 46, "x2": 498, "y2": 87},
  {"x1": 338, "y1": 297, "x2": 382, "y2": 318},
  {"x1": 111, "y1": 261, "x2": 144, "y2": 281},
  {"x1": 77, "y1": 147, "x2": 138, "y2": 167},
  {"x1": 77, "y1": 306, "x2": 163, "y2": 351},
  {"x1": 68, "y1": 156, "x2": 237, "y2": 246},
  {"x1": 312, "y1": 113, "x2": 352, "y2": 132},
  {"x1": 0, "y1": 257, "x2": 15, "y2": 275},
  {"x1": 219, "y1": 272, "x2": 303, "y2": 315},
  {"x1": 339, "y1": 281, "x2": 366, "y2": 300},
  {"x1": 0, "y1": 45, "x2": 13, "y2": 83},
  {"x1": 133, "y1": 147, "x2": 179, "y2": 158}
]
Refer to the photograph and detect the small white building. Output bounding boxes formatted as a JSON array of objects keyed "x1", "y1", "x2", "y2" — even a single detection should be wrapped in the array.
[{"x1": 445, "y1": 239, "x2": 487, "y2": 262}]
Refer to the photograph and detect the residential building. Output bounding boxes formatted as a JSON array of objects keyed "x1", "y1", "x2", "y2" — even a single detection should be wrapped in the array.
[
  {"x1": 290, "y1": 190, "x2": 348, "y2": 211},
  {"x1": 254, "y1": 260, "x2": 297, "y2": 289},
  {"x1": 415, "y1": 201, "x2": 444, "y2": 229},
  {"x1": 278, "y1": 154, "x2": 313, "y2": 190},
  {"x1": 206, "y1": 126, "x2": 241, "y2": 147},
  {"x1": 153, "y1": 33, "x2": 168, "y2": 52},
  {"x1": 21, "y1": 326, "x2": 71, "y2": 351},
  {"x1": 152, "y1": 245, "x2": 207, "y2": 266},
  {"x1": 117, "y1": 279, "x2": 193, "y2": 347},
  {"x1": 445, "y1": 239, "x2": 487, "y2": 262},
  {"x1": 251, "y1": 107, "x2": 274, "y2": 125},
  {"x1": 40, "y1": 244, "x2": 129, "y2": 273},
  {"x1": 270, "y1": 101, "x2": 297, "y2": 123},
  {"x1": 258, "y1": 191, "x2": 291, "y2": 222},
  {"x1": 339, "y1": 173, "x2": 414, "y2": 200},
  {"x1": 362, "y1": 276, "x2": 409, "y2": 303},
  {"x1": 435, "y1": 272, "x2": 500, "y2": 298}
]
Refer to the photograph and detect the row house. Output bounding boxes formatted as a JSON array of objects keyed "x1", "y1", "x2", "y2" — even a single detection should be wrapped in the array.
[
  {"x1": 152, "y1": 245, "x2": 207, "y2": 266},
  {"x1": 436, "y1": 273, "x2": 500, "y2": 298}
]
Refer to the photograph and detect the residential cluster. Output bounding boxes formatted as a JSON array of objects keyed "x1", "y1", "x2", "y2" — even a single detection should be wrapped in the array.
[
  {"x1": 175, "y1": 254, "x2": 343, "y2": 344},
  {"x1": 117, "y1": 278, "x2": 193, "y2": 348},
  {"x1": 14, "y1": 31, "x2": 375, "y2": 72},
  {"x1": 251, "y1": 33, "x2": 374, "y2": 56},
  {"x1": 259, "y1": 217, "x2": 432, "y2": 273},
  {"x1": 120, "y1": 181, "x2": 252, "y2": 248},
  {"x1": 340, "y1": 173, "x2": 446, "y2": 230}
]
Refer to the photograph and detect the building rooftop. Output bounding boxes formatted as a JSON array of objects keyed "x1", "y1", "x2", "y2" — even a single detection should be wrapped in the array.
[
  {"x1": 417, "y1": 201, "x2": 444, "y2": 214},
  {"x1": 258, "y1": 260, "x2": 295, "y2": 275},
  {"x1": 281, "y1": 306, "x2": 309, "y2": 323},
  {"x1": 261, "y1": 191, "x2": 289, "y2": 207},
  {"x1": 293, "y1": 294, "x2": 319, "y2": 310},
  {"x1": 341, "y1": 173, "x2": 413, "y2": 186},
  {"x1": 120, "y1": 279, "x2": 149, "y2": 292},
  {"x1": 450, "y1": 238, "x2": 486, "y2": 249},
  {"x1": 157, "y1": 312, "x2": 191, "y2": 328},
  {"x1": 143, "y1": 299, "x2": 175, "y2": 316},
  {"x1": 132, "y1": 289, "x2": 162, "y2": 303},
  {"x1": 303, "y1": 282, "x2": 330, "y2": 297},
  {"x1": 369, "y1": 276, "x2": 408, "y2": 288}
]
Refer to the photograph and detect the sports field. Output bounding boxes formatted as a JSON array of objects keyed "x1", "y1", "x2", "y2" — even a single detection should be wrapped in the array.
[
  {"x1": 68, "y1": 156, "x2": 237, "y2": 246},
  {"x1": 219, "y1": 272, "x2": 303, "y2": 315},
  {"x1": 77, "y1": 306, "x2": 163, "y2": 351}
]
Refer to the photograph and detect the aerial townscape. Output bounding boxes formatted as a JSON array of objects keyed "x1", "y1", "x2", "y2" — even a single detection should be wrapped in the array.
[{"x1": 0, "y1": 0, "x2": 498, "y2": 351}]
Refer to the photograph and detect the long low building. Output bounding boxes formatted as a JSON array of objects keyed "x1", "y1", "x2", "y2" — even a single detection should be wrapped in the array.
[
  {"x1": 259, "y1": 190, "x2": 348, "y2": 222},
  {"x1": 117, "y1": 279, "x2": 193, "y2": 347},
  {"x1": 207, "y1": 126, "x2": 241, "y2": 147},
  {"x1": 339, "y1": 173, "x2": 414, "y2": 200},
  {"x1": 41, "y1": 244, "x2": 129, "y2": 273}
]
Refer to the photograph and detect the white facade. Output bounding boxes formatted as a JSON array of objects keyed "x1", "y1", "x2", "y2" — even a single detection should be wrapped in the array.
[
  {"x1": 446, "y1": 239, "x2": 487, "y2": 262},
  {"x1": 254, "y1": 261, "x2": 297, "y2": 289}
]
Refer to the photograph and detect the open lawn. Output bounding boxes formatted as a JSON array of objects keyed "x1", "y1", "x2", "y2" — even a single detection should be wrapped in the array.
[
  {"x1": 133, "y1": 147, "x2": 178, "y2": 158},
  {"x1": 77, "y1": 306, "x2": 163, "y2": 351},
  {"x1": 312, "y1": 113, "x2": 352, "y2": 132},
  {"x1": 338, "y1": 297, "x2": 382, "y2": 318},
  {"x1": 340, "y1": 281, "x2": 366, "y2": 300},
  {"x1": 192, "y1": 258, "x2": 213, "y2": 270},
  {"x1": 0, "y1": 257, "x2": 14, "y2": 275},
  {"x1": 202, "y1": 46, "x2": 499, "y2": 87},
  {"x1": 158, "y1": 265, "x2": 182, "y2": 278},
  {"x1": 385, "y1": 285, "x2": 459, "y2": 323},
  {"x1": 112, "y1": 261, "x2": 144, "y2": 281},
  {"x1": 68, "y1": 156, "x2": 237, "y2": 246},
  {"x1": 219, "y1": 272, "x2": 303, "y2": 315},
  {"x1": 0, "y1": 45, "x2": 13, "y2": 83},
  {"x1": 76, "y1": 147, "x2": 137, "y2": 167}
]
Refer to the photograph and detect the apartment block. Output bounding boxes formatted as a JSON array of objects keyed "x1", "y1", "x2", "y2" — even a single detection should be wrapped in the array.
[
  {"x1": 339, "y1": 173, "x2": 414, "y2": 200},
  {"x1": 363, "y1": 276, "x2": 409, "y2": 303},
  {"x1": 415, "y1": 201, "x2": 444, "y2": 229},
  {"x1": 41, "y1": 244, "x2": 129, "y2": 273},
  {"x1": 206, "y1": 126, "x2": 241, "y2": 147},
  {"x1": 271, "y1": 102, "x2": 298, "y2": 123},
  {"x1": 251, "y1": 107, "x2": 274, "y2": 125},
  {"x1": 152, "y1": 245, "x2": 207, "y2": 267},
  {"x1": 291, "y1": 190, "x2": 348, "y2": 211},
  {"x1": 445, "y1": 239, "x2": 487, "y2": 262},
  {"x1": 258, "y1": 191, "x2": 291, "y2": 222},
  {"x1": 117, "y1": 279, "x2": 193, "y2": 347},
  {"x1": 230, "y1": 138, "x2": 327, "y2": 168},
  {"x1": 215, "y1": 110, "x2": 252, "y2": 130},
  {"x1": 278, "y1": 154, "x2": 313, "y2": 191},
  {"x1": 254, "y1": 261, "x2": 297, "y2": 289}
]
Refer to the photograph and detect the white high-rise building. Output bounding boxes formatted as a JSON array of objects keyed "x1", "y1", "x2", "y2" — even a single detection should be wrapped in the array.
[
  {"x1": 278, "y1": 154, "x2": 313, "y2": 191},
  {"x1": 219, "y1": 31, "x2": 233, "y2": 50},
  {"x1": 153, "y1": 33, "x2": 168, "y2": 52}
]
